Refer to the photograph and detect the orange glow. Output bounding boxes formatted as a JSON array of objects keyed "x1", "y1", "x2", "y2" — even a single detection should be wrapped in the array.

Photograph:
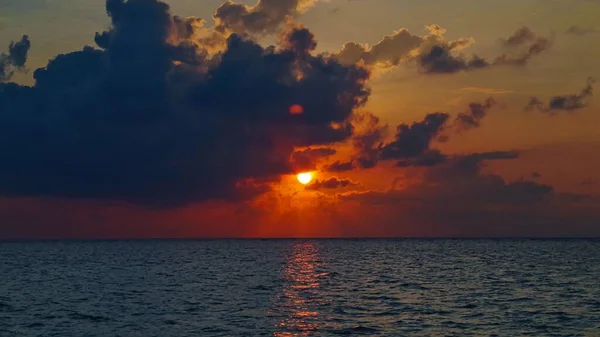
[
  {"x1": 272, "y1": 242, "x2": 327, "y2": 336},
  {"x1": 297, "y1": 172, "x2": 313, "y2": 185},
  {"x1": 289, "y1": 104, "x2": 304, "y2": 115}
]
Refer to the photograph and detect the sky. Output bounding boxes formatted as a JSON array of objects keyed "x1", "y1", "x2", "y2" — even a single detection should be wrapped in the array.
[{"x1": 0, "y1": 0, "x2": 599, "y2": 238}]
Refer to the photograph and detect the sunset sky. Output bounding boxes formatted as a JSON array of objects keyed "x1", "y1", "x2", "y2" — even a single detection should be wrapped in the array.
[{"x1": 0, "y1": 0, "x2": 599, "y2": 238}]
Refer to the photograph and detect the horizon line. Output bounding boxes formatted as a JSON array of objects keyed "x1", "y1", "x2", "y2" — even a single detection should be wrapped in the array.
[{"x1": 2, "y1": 236, "x2": 599, "y2": 242}]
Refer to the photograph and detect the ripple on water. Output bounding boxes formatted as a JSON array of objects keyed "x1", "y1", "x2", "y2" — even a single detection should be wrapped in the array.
[{"x1": 0, "y1": 239, "x2": 599, "y2": 336}]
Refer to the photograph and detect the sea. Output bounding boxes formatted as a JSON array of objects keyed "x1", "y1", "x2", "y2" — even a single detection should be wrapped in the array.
[{"x1": 1, "y1": 239, "x2": 599, "y2": 336}]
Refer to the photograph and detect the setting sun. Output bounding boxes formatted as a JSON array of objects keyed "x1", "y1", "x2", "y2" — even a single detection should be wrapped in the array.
[{"x1": 297, "y1": 172, "x2": 313, "y2": 185}]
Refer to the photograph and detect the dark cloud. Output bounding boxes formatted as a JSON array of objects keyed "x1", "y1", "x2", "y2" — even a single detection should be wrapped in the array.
[
  {"x1": 0, "y1": 0, "x2": 370, "y2": 206},
  {"x1": 325, "y1": 160, "x2": 355, "y2": 173},
  {"x1": 213, "y1": 0, "x2": 315, "y2": 35},
  {"x1": 417, "y1": 44, "x2": 488, "y2": 74},
  {"x1": 493, "y1": 34, "x2": 552, "y2": 67},
  {"x1": 566, "y1": 25, "x2": 597, "y2": 36},
  {"x1": 501, "y1": 26, "x2": 535, "y2": 46},
  {"x1": 306, "y1": 177, "x2": 358, "y2": 190},
  {"x1": 525, "y1": 78, "x2": 595, "y2": 113},
  {"x1": 0, "y1": 35, "x2": 31, "y2": 82},
  {"x1": 323, "y1": 98, "x2": 500, "y2": 172},
  {"x1": 417, "y1": 27, "x2": 551, "y2": 74},
  {"x1": 455, "y1": 97, "x2": 497, "y2": 130},
  {"x1": 290, "y1": 147, "x2": 337, "y2": 171},
  {"x1": 341, "y1": 154, "x2": 553, "y2": 207},
  {"x1": 453, "y1": 151, "x2": 520, "y2": 173},
  {"x1": 380, "y1": 112, "x2": 450, "y2": 160},
  {"x1": 338, "y1": 151, "x2": 570, "y2": 235}
]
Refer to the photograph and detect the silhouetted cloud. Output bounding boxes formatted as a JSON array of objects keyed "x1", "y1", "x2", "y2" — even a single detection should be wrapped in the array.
[
  {"x1": 493, "y1": 32, "x2": 552, "y2": 67},
  {"x1": 566, "y1": 25, "x2": 597, "y2": 36},
  {"x1": 338, "y1": 152, "x2": 572, "y2": 228},
  {"x1": 453, "y1": 151, "x2": 520, "y2": 174},
  {"x1": 418, "y1": 44, "x2": 488, "y2": 74},
  {"x1": 381, "y1": 112, "x2": 450, "y2": 160},
  {"x1": 525, "y1": 78, "x2": 595, "y2": 113},
  {"x1": 322, "y1": 98, "x2": 500, "y2": 172},
  {"x1": 306, "y1": 177, "x2": 358, "y2": 190},
  {"x1": 341, "y1": 154, "x2": 553, "y2": 207},
  {"x1": 324, "y1": 160, "x2": 355, "y2": 173},
  {"x1": 417, "y1": 26, "x2": 551, "y2": 74},
  {"x1": 290, "y1": 147, "x2": 337, "y2": 171},
  {"x1": 0, "y1": 35, "x2": 31, "y2": 82},
  {"x1": 501, "y1": 26, "x2": 535, "y2": 46},
  {"x1": 0, "y1": 0, "x2": 370, "y2": 206},
  {"x1": 455, "y1": 97, "x2": 497, "y2": 131}
]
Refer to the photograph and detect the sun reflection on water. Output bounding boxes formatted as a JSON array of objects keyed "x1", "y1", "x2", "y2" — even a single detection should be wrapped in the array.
[{"x1": 272, "y1": 242, "x2": 330, "y2": 336}]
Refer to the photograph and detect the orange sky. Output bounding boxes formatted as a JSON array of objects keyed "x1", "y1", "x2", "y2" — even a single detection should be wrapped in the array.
[{"x1": 0, "y1": 0, "x2": 599, "y2": 238}]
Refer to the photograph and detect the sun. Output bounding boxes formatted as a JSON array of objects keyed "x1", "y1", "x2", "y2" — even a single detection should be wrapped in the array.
[{"x1": 297, "y1": 172, "x2": 313, "y2": 185}]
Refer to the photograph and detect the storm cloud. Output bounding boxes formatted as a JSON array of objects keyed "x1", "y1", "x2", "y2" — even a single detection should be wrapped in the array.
[{"x1": 0, "y1": 0, "x2": 370, "y2": 206}]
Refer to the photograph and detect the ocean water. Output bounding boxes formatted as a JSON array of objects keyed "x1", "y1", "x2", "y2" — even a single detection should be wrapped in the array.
[{"x1": 1, "y1": 239, "x2": 599, "y2": 336}]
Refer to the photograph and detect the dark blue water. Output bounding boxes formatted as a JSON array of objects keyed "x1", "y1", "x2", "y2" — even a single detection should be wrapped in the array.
[{"x1": 1, "y1": 239, "x2": 599, "y2": 336}]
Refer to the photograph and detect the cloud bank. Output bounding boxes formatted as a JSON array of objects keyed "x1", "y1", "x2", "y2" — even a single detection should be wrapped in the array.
[{"x1": 0, "y1": 0, "x2": 369, "y2": 206}]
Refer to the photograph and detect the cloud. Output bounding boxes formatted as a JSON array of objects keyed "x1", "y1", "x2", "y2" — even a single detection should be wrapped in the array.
[
  {"x1": 418, "y1": 26, "x2": 551, "y2": 74},
  {"x1": 453, "y1": 151, "x2": 520, "y2": 173},
  {"x1": 455, "y1": 97, "x2": 497, "y2": 131},
  {"x1": 336, "y1": 28, "x2": 424, "y2": 67},
  {"x1": 213, "y1": 0, "x2": 317, "y2": 35},
  {"x1": 417, "y1": 44, "x2": 488, "y2": 74},
  {"x1": 493, "y1": 32, "x2": 553, "y2": 67},
  {"x1": 323, "y1": 98, "x2": 500, "y2": 171},
  {"x1": 343, "y1": 153, "x2": 550, "y2": 207},
  {"x1": 306, "y1": 177, "x2": 358, "y2": 190},
  {"x1": 332, "y1": 151, "x2": 600, "y2": 237},
  {"x1": 525, "y1": 77, "x2": 595, "y2": 113},
  {"x1": 0, "y1": 35, "x2": 31, "y2": 82},
  {"x1": 290, "y1": 147, "x2": 337, "y2": 171},
  {"x1": 566, "y1": 25, "x2": 597, "y2": 36},
  {"x1": 501, "y1": 26, "x2": 536, "y2": 47},
  {"x1": 0, "y1": 0, "x2": 370, "y2": 206},
  {"x1": 380, "y1": 112, "x2": 450, "y2": 160},
  {"x1": 334, "y1": 25, "x2": 551, "y2": 75},
  {"x1": 324, "y1": 160, "x2": 355, "y2": 173}
]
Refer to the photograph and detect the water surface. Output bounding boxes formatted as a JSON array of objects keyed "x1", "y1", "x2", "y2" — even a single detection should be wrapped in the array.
[{"x1": 1, "y1": 239, "x2": 599, "y2": 336}]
